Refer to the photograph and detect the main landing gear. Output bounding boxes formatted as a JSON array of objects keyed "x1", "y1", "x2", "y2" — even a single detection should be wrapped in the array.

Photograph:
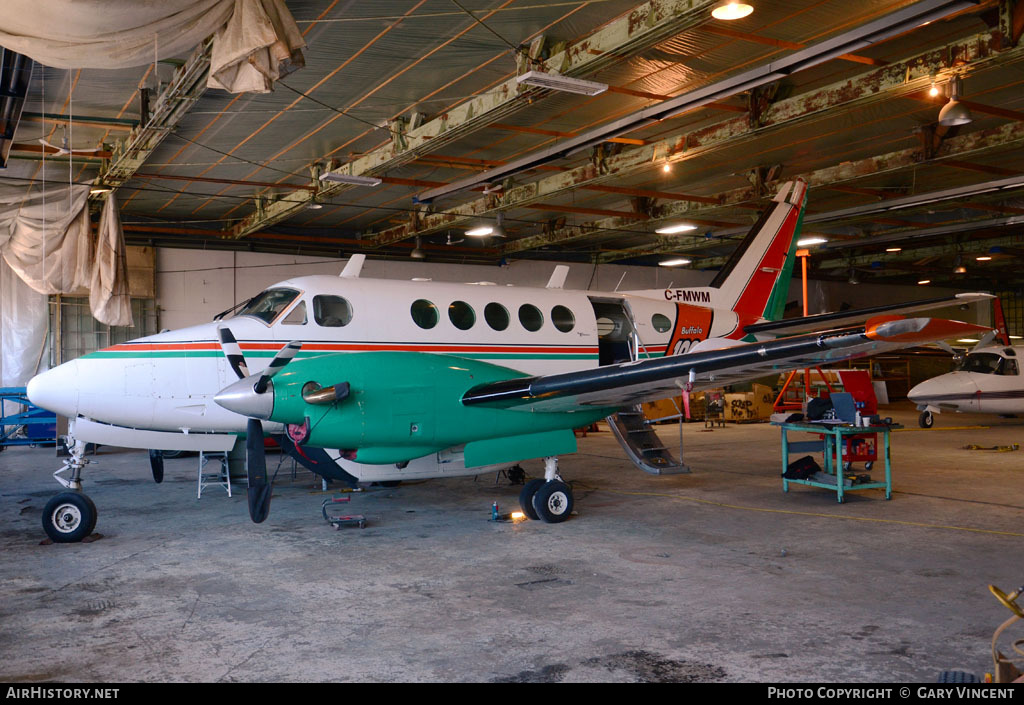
[
  {"x1": 518, "y1": 457, "x2": 574, "y2": 523},
  {"x1": 42, "y1": 437, "x2": 98, "y2": 543}
]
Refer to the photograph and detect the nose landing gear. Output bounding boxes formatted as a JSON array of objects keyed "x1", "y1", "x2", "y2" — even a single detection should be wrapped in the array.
[{"x1": 43, "y1": 437, "x2": 98, "y2": 543}]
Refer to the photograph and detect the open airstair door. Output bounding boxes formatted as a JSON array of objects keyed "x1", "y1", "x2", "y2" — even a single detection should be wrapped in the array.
[{"x1": 589, "y1": 297, "x2": 690, "y2": 476}]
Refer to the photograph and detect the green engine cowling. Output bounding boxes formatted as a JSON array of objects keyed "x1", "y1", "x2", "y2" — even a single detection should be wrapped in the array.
[{"x1": 267, "y1": 351, "x2": 612, "y2": 466}]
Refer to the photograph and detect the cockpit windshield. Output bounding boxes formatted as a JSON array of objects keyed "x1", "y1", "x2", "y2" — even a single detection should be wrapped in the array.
[
  {"x1": 957, "y1": 352, "x2": 1017, "y2": 375},
  {"x1": 234, "y1": 288, "x2": 300, "y2": 325}
]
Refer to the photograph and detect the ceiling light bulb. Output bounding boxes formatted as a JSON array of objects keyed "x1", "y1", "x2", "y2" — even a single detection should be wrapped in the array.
[
  {"x1": 466, "y1": 226, "x2": 493, "y2": 237},
  {"x1": 711, "y1": 1, "x2": 754, "y2": 20},
  {"x1": 662, "y1": 163, "x2": 672, "y2": 173},
  {"x1": 938, "y1": 76, "x2": 972, "y2": 126},
  {"x1": 655, "y1": 223, "x2": 698, "y2": 235},
  {"x1": 928, "y1": 82, "x2": 940, "y2": 98}
]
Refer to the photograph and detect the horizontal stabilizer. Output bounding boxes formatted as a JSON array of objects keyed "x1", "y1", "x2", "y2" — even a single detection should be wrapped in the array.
[{"x1": 743, "y1": 293, "x2": 994, "y2": 338}]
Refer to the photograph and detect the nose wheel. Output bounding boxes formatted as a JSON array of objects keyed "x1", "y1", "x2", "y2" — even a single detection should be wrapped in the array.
[
  {"x1": 42, "y1": 492, "x2": 97, "y2": 543},
  {"x1": 919, "y1": 410, "x2": 934, "y2": 428}
]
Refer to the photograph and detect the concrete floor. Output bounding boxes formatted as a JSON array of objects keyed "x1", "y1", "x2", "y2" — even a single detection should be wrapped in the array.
[{"x1": 0, "y1": 403, "x2": 1021, "y2": 683}]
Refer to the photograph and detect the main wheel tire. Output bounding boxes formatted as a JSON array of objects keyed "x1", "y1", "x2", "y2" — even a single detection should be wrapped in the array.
[
  {"x1": 149, "y1": 449, "x2": 165, "y2": 484},
  {"x1": 42, "y1": 492, "x2": 97, "y2": 543},
  {"x1": 518, "y1": 478, "x2": 546, "y2": 520},
  {"x1": 532, "y1": 480, "x2": 574, "y2": 524},
  {"x1": 919, "y1": 410, "x2": 934, "y2": 429}
]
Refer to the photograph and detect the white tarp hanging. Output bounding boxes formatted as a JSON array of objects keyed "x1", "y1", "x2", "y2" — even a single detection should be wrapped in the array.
[
  {"x1": 89, "y1": 194, "x2": 133, "y2": 327},
  {"x1": 0, "y1": 0, "x2": 305, "y2": 93},
  {"x1": 0, "y1": 183, "x2": 92, "y2": 295},
  {"x1": 208, "y1": 0, "x2": 305, "y2": 94}
]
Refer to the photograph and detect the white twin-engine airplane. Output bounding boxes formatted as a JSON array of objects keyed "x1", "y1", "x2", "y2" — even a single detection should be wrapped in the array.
[{"x1": 27, "y1": 180, "x2": 993, "y2": 541}]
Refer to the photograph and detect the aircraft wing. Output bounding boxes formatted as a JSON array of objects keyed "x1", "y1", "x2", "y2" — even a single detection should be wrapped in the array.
[
  {"x1": 742, "y1": 292, "x2": 993, "y2": 339},
  {"x1": 462, "y1": 316, "x2": 992, "y2": 413}
]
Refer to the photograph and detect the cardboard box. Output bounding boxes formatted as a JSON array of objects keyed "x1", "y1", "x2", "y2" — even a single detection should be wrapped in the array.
[{"x1": 724, "y1": 383, "x2": 775, "y2": 422}]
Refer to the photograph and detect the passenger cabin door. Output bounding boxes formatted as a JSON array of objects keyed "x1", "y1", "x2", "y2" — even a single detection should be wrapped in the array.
[{"x1": 588, "y1": 297, "x2": 639, "y2": 366}]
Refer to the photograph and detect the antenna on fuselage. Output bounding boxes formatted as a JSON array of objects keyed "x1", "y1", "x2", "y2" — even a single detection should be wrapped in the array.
[{"x1": 340, "y1": 254, "x2": 366, "y2": 278}]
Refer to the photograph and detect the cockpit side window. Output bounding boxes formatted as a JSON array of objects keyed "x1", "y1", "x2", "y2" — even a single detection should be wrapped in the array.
[
  {"x1": 281, "y1": 301, "x2": 307, "y2": 326},
  {"x1": 1004, "y1": 358, "x2": 1019, "y2": 376},
  {"x1": 235, "y1": 288, "x2": 301, "y2": 325},
  {"x1": 958, "y1": 352, "x2": 1007, "y2": 375}
]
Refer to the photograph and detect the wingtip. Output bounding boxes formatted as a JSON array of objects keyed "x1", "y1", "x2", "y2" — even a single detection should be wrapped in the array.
[{"x1": 866, "y1": 316, "x2": 994, "y2": 343}]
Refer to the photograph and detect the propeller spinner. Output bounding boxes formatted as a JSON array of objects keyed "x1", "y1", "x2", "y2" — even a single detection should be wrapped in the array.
[{"x1": 214, "y1": 326, "x2": 303, "y2": 523}]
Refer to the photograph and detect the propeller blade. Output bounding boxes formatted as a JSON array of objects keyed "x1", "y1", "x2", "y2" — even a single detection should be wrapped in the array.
[
  {"x1": 246, "y1": 418, "x2": 272, "y2": 523},
  {"x1": 254, "y1": 341, "x2": 302, "y2": 394},
  {"x1": 149, "y1": 449, "x2": 164, "y2": 484},
  {"x1": 971, "y1": 330, "x2": 997, "y2": 352},
  {"x1": 217, "y1": 326, "x2": 250, "y2": 379}
]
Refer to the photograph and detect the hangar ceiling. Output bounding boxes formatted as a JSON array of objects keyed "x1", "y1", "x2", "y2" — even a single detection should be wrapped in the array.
[{"x1": 3, "y1": 0, "x2": 1024, "y2": 291}]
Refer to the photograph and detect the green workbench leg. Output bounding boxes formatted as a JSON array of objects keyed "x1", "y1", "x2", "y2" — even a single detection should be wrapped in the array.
[
  {"x1": 781, "y1": 428, "x2": 789, "y2": 493},
  {"x1": 835, "y1": 429, "x2": 844, "y2": 503},
  {"x1": 884, "y1": 429, "x2": 892, "y2": 500}
]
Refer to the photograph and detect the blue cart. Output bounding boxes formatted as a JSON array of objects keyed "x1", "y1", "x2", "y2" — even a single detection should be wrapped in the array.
[{"x1": 0, "y1": 387, "x2": 57, "y2": 449}]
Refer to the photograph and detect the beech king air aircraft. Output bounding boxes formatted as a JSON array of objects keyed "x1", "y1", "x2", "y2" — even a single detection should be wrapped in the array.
[{"x1": 27, "y1": 180, "x2": 994, "y2": 541}]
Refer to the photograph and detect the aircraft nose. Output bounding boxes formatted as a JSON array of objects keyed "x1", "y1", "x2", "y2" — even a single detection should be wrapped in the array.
[
  {"x1": 213, "y1": 376, "x2": 275, "y2": 420},
  {"x1": 26, "y1": 360, "x2": 80, "y2": 417}
]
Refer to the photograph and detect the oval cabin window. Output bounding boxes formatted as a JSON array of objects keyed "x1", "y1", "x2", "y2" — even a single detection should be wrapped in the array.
[
  {"x1": 519, "y1": 304, "x2": 543, "y2": 332},
  {"x1": 411, "y1": 299, "x2": 439, "y2": 329}
]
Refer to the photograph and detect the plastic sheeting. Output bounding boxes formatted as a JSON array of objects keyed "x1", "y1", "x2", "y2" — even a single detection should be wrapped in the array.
[
  {"x1": 0, "y1": 258, "x2": 48, "y2": 387},
  {"x1": 90, "y1": 194, "x2": 133, "y2": 328},
  {"x1": 0, "y1": 0, "x2": 305, "y2": 94}
]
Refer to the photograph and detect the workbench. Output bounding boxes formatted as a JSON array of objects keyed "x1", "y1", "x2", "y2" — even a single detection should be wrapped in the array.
[{"x1": 773, "y1": 420, "x2": 899, "y2": 502}]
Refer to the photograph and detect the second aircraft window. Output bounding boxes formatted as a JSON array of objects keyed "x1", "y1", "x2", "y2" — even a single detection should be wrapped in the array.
[
  {"x1": 448, "y1": 300, "x2": 476, "y2": 330},
  {"x1": 519, "y1": 304, "x2": 543, "y2": 332},
  {"x1": 484, "y1": 302, "x2": 509, "y2": 331}
]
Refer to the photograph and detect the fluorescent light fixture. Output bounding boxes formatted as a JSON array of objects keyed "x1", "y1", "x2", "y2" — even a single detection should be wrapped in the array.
[
  {"x1": 797, "y1": 237, "x2": 828, "y2": 246},
  {"x1": 958, "y1": 338, "x2": 979, "y2": 343},
  {"x1": 885, "y1": 247, "x2": 902, "y2": 252},
  {"x1": 655, "y1": 223, "x2": 698, "y2": 235},
  {"x1": 1010, "y1": 335, "x2": 1022, "y2": 340},
  {"x1": 90, "y1": 186, "x2": 112, "y2": 195},
  {"x1": 918, "y1": 279, "x2": 931, "y2": 285},
  {"x1": 659, "y1": 258, "x2": 692, "y2": 267},
  {"x1": 319, "y1": 172, "x2": 382, "y2": 187},
  {"x1": 976, "y1": 256, "x2": 992, "y2": 261},
  {"x1": 465, "y1": 226, "x2": 493, "y2": 237},
  {"x1": 712, "y1": 1, "x2": 754, "y2": 20},
  {"x1": 516, "y1": 70, "x2": 608, "y2": 96}
]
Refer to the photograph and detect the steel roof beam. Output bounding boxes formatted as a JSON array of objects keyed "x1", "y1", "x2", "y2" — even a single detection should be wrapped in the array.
[
  {"x1": 593, "y1": 119, "x2": 1024, "y2": 263},
  {"x1": 415, "y1": 0, "x2": 978, "y2": 204},
  {"x1": 227, "y1": 0, "x2": 722, "y2": 239},
  {"x1": 92, "y1": 39, "x2": 212, "y2": 199},
  {"x1": 372, "y1": 22, "x2": 1020, "y2": 251}
]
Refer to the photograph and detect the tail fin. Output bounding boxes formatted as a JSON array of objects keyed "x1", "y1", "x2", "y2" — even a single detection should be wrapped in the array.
[{"x1": 710, "y1": 179, "x2": 807, "y2": 321}]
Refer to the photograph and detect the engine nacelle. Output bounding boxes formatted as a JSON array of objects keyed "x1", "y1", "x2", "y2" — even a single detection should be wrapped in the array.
[{"x1": 244, "y1": 351, "x2": 611, "y2": 465}]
